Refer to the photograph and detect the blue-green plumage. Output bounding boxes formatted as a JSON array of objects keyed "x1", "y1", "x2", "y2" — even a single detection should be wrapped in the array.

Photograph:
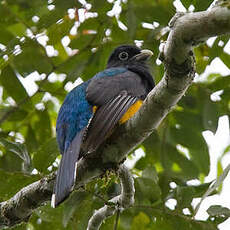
[
  {"x1": 52, "y1": 46, "x2": 154, "y2": 207},
  {"x1": 56, "y1": 81, "x2": 92, "y2": 154}
]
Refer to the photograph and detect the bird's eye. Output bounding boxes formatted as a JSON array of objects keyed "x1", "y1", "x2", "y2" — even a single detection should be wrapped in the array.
[{"x1": 118, "y1": 51, "x2": 129, "y2": 61}]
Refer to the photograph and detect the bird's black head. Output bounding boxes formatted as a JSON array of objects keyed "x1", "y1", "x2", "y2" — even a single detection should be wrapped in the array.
[
  {"x1": 107, "y1": 45, "x2": 155, "y2": 91},
  {"x1": 107, "y1": 45, "x2": 153, "y2": 68}
]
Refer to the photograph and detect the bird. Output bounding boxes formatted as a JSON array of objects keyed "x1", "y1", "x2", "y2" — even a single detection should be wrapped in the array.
[{"x1": 51, "y1": 45, "x2": 155, "y2": 208}]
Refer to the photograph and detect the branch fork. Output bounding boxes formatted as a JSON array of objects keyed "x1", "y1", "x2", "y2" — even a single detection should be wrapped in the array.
[{"x1": 87, "y1": 165, "x2": 135, "y2": 230}]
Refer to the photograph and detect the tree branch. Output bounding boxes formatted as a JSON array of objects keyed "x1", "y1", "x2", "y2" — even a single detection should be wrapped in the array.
[
  {"x1": 165, "y1": 4, "x2": 230, "y2": 65},
  {"x1": 0, "y1": 173, "x2": 55, "y2": 228},
  {"x1": 0, "y1": 3, "x2": 230, "y2": 228},
  {"x1": 87, "y1": 165, "x2": 134, "y2": 230}
]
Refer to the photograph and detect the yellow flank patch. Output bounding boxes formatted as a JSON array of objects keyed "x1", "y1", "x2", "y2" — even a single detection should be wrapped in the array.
[
  {"x1": 93, "y1": 106, "x2": 97, "y2": 113},
  {"x1": 119, "y1": 100, "x2": 143, "y2": 124}
]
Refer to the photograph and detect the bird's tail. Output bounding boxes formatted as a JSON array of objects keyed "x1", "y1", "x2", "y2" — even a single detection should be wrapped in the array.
[{"x1": 52, "y1": 130, "x2": 84, "y2": 207}]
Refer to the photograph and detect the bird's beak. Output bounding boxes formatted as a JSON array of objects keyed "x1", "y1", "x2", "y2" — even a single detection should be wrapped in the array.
[{"x1": 132, "y1": 49, "x2": 153, "y2": 61}]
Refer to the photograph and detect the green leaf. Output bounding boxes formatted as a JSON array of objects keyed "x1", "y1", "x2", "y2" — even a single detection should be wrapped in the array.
[
  {"x1": 0, "y1": 65, "x2": 31, "y2": 108},
  {"x1": 220, "y1": 51, "x2": 230, "y2": 69},
  {"x1": 65, "y1": 194, "x2": 97, "y2": 229},
  {"x1": 77, "y1": 18, "x2": 101, "y2": 33},
  {"x1": 217, "y1": 159, "x2": 223, "y2": 191},
  {"x1": 56, "y1": 50, "x2": 91, "y2": 81},
  {"x1": 47, "y1": 17, "x2": 74, "y2": 45},
  {"x1": 0, "y1": 5, "x2": 17, "y2": 27},
  {"x1": 34, "y1": 109, "x2": 52, "y2": 144},
  {"x1": 202, "y1": 99, "x2": 219, "y2": 133},
  {"x1": 39, "y1": 80, "x2": 63, "y2": 95},
  {"x1": 35, "y1": 202, "x2": 64, "y2": 224},
  {"x1": 133, "y1": 0, "x2": 174, "y2": 25},
  {"x1": 137, "y1": 132, "x2": 161, "y2": 171},
  {"x1": 25, "y1": 125, "x2": 39, "y2": 153},
  {"x1": 37, "y1": 8, "x2": 65, "y2": 30},
  {"x1": 0, "y1": 170, "x2": 40, "y2": 200},
  {"x1": 90, "y1": 0, "x2": 113, "y2": 15},
  {"x1": 194, "y1": 164, "x2": 230, "y2": 215},
  {"x1": 207, "y1": 205, "x2": 230, "y2": 224},
  {"x1": 142, "y1": 166, "x2": 159, "y2": 183},
  {"x1": 81, "y1": 44, "x2": 112, "y2": 81},
  {"x1": 12, "y1": 38, "x2": 53, "y2": 76},
  {"x1": 120, "y1": 1, "x2": 137, "y2": 40},
  {"x1": 33, "y1": 138, "x2": 58, "y2": 173},
  {"x1": 0, "y1": 26, "x2": 15, "y2": 45},
  {"x1": 222, "y1": 145, "x2": 230, "y2": 158},
  {"x1": 131, "y1": 212, "x2": 150, "y2": 230},
  {"x1": 173, "y1": 110, "x2": 203, "y2": 132},
  {"x1": 180, "y1": 0, "x2": 192, "y2": 9},
  {"x1": 52, "y1": 42, "x2": 69, "y2": 65},
  {"x1": 69, "y1": 34, "x2": 96, "y2": 50},
  {"x1": 208, "y1": 75, "x2": 230, "y2": 91},
  {"x1": 3, "y1": 0, "x2": 46, "y2": 28},
  {"x1": 175, "y1": 185, "x2": 195, "y2": 209},
  {"x1": 171, "y1": 182, "x2": 212, "y2": 210},
  {"x1": 207, "y1": 205, "x2": 230, "y2": 217},
  {"x1": 181, "y1": 0, "x2": 214, "y2": 11},
  {"x1": 154, "y1": 212, "x2": 218, "y2": 230},
  {"x1": 7, "y1": 23, "x2": 27, "y2": 37},
  {"x1": 166, "y1": 144, "x2": 199, "y2": 179},
  {"x1": 169, "y1": 126, "x2": 210, "y2": 175},
  {"x1": 0, "y1": 138, "x2": 31, "y2": 170},
  {"x1": 0, "y1": 150, "x2": 23, "y2": 172},
  {"x1": 0, "y1": 107, "x2": 28, "y2": 121},
  {"x1": 62, "y1": 191, "x2": 89, "y2": 227},
  {"x1": 135, "y1": 174, "x2": 161, "y2": 204},
  {"x1": 54, "y1": 0, "x2": 81, "y2": 11},
  {"x1": 194, "y1": 45, "x2": 210, "y2": 74},
  {"x1": 111, "y1": 23, "x2": 131, "y2": 43},
  {"x1": 28, "y1": 212, "x2": 62, "y2": 230}
]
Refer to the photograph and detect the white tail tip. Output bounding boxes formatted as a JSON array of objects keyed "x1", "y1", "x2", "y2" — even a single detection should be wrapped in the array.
[{"x1": 51, "y1": 194, "x2": 56, "y2": 208}]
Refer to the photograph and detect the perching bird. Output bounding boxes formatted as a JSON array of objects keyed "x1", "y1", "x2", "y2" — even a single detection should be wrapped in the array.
[{"x1": 52, "y1": 45, "x2": 155, "y2": 208}]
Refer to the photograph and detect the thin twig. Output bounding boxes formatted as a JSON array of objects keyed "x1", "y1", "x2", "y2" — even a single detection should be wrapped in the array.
[{"x1": 113, "y1": 209, "x2": 120, "y2": 230}]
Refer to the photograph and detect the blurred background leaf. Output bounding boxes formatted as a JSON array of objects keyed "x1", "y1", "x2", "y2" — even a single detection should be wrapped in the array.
[{"x1": 0, "y1": 0, "x2": 229, "y2": 229}]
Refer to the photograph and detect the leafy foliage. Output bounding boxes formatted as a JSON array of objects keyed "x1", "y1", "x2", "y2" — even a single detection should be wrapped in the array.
[{"x1": 0, "y1": 0, "x2": 229, "y2": 229}]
